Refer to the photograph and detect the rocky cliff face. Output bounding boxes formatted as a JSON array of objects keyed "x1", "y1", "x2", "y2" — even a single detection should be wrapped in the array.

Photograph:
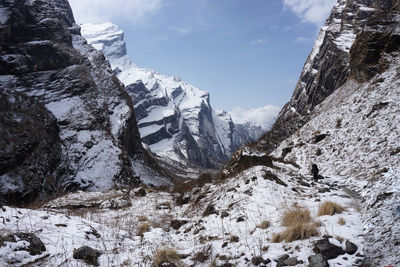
[
  {"x1": 222, "y1": 0, "x2": 400, "y2": 264},
  {"x1": 81, "y1": 23, "x2": 268, "y2": 176},
  {"x1": 256, "y1": 0, "x2": 399, "y2": 153},
  {"x1": 0, "y1": 0, "x2": 170, "y2": 205}
]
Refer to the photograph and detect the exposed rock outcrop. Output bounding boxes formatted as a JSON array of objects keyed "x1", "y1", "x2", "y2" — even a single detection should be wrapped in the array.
[{"x1": 0, "y1": 0, "x2": 170, "y2": 205}]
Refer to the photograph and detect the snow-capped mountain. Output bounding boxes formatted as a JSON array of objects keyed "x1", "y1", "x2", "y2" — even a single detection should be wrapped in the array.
[
  {"x1": 81, "y1": 23, "x2": 272, "y2": 175},
  {"x1": 0, "y1": 0, "x2": 170, "y2": 205},
  {"x1": 0, "y1": 0, "x2": 399, "y2": 266}
]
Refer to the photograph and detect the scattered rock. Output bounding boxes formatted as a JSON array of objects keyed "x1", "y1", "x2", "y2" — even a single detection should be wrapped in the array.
[
  {"x1": 283, "y1": 256, "x2": 299, "y2": 266},
  {"x1": 275, "y1": 254, "x2": 289, "y2": 266},
  {"x1": 308, "y1": 254, "x2": 329, "y2": 267},
  {"x1": 85, "y1": 227, "x2": 101, "y2": 239},
  {"x1": 251, "y1": 256, "x2": 264, "y2": 266},
  {"x1": 3, "y1": 233, "x2": 46, "y2": 255},
  {"x1": 202, "y1": 204, "x2": 217, "y2": 216},
  {"x1": 345, "y1": 240, "x2": 358, "y2": 255},
  {"x1": 55, "y1": 223, "x2": 67, "y2": 227},
  {"x1": 134, "y1": 188, "x2": 146, "y2": 197},
  {"x1": 230, "y1": 236, "x2": 239, "y2": 243},
  {"x1": 84, "y1": 141, "x2": 94, "y2": 149},
  {"x1": 222, "y1": 241, "x2": 228, "y2": 248},
  {"x1": 314, "y1": 238, "x2": 344, "y2": 260},
  {"x1": 314, "y1": 134, "x2": 327, "y2": 143},
  {"x1": 236, "y1": 216, "x2": 245, "y2": 222},
  {"x1": 170, "y1": 219, "x2": 189, "y2": 230},
  {"x1": 263, "y1": 171, "x2": 288, "y2": 187},
  {"x1": 221, "y1": 211, "x2": 230, "y2": 218},
  {"x1": 73, "y1": 246, "x2": 101, "y2": 266}
]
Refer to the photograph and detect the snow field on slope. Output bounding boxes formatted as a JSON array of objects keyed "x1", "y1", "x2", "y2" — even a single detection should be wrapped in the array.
[{"x1": 1, "y1": 158, "x2": 364, "y2": 266}]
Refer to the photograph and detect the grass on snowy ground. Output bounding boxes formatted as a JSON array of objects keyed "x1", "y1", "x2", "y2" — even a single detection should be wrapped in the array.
[
  {"x1": 272, "y1": 205, "x2": 319, "y2": 243},
  {"x1": 152, "y1": 247, "x2": 183, "y2": 267},
  {"x1": 318, "y1": 201, "x2": 346, "y2": 216}
]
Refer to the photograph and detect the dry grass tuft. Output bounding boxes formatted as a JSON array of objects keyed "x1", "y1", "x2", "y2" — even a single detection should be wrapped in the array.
[
  {"x1": 152, "y1": 248, "x2": 182, "y2": 267},
  {"x1": 272, "y1": 222, "x2": 319, "y2": 243},
  {"x1": 338, "y1": 217, "x2": 346, "y2": 225},
  {"x1": 318, "y1": 201, "x2": 345, "y2": 216},
  {"x1": 257, "y1": 220, "x2": 271, "y2": 229},
  {"x1": 281, "y1": 206, "x2": 312, "y2": 227},
  {"x1": 137, "y1": 222, "x2": 151, "y2": 237}
]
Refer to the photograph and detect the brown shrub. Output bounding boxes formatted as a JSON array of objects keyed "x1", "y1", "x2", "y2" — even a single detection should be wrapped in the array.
[
  {"x1": 152, "y1": 248, "x2": 182, "y2": 267},
  {"x1": 338, "y1": 217, "x2": 346, "y2": 225},
  {"x1": 318, "y1": 201, "x2": 345, "y2": 216},
  {"x1": 272, "y1": 223, "x2": 319, "y2": 243},
  {"x1": 281, "y1": 206, "x2": 312, "y2": 227},
  {"x1": 137, "y1": 222, "x2": 151, "y2": 237},
  {"x1": 257, "y1": 220, "x2": 271, "y2": 229}
]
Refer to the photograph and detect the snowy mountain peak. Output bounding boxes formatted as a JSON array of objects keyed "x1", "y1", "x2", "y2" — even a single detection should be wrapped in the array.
[
  {"x1": 80, "y1": 22, "x2": 136, "y2": 71},
  {"x1": 81, "y1": 22, "x2": 273, "y2": 175}
]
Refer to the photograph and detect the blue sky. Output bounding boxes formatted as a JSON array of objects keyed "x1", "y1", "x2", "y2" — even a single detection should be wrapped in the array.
[{"x1": 69, "y1": 0, "x2": 336, "y2": 111}]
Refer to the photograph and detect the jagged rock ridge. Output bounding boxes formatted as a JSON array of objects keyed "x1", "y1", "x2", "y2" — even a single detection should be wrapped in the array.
[
  {"x1": 0, "y1": 0, "x2": 170, "y2": 205},
  {"x1": 81, "y1": 23, "x2": 270, "y2": 176}
]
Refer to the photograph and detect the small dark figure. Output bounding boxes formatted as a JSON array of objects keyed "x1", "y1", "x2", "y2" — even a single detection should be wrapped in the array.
[{"x1": 311, "y1": 164, "x2": 319, "y2": 181}]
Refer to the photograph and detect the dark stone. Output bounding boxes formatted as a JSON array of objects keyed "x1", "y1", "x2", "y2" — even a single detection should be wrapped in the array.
[
  {"x1": 282, "y1": 147, "x2": 293, "y2": 158},
  {"x1": 222, "y1": 241, "x2": 228, "y2": 248},
  {"x1": 345, "y1": 240, "x2": 358, "y2": 255},
  {"x1": 221, "y1": 211, "x2": 230, "y2": 218},
  {"x1": 73, "y1": 246, "x2": 101, "y2": 266},
  {"x1": 170, "y1": 219, "x2": 189, "y2": 230},
  {"x1": 251, "y1": 256, "x2": 264, "y2": 266},
  {"x1": 135, "y1": 188, "x2": 147, "y2": 197},
  {"x1": 314, "y1": 238, "x2": 344, "y2": 260},
  {"x1": 283, "y1": 257, "x2": 298, "y2": 266},
  {"x1": 366, "y1": 102, "x2": 390, "y2": 117},
  {"x1": 236, "y1": 216, "x2": 245, "y2": 222},
  {"x1": 262, "y1": 171, "x2": 288, "y2": 187},
  {"x1": 3, "y1": 233, "x2": 46, "y2": 255},
  {"x1": 308, "y1": 254, "x2": 329, "y2": 267},
  {"x1": 275, "y1": 254, "x2": 289, "y2": 266},
  {"x1": 203, "y1": 204, "x2": 217, "y2": 216},
  {"x1": 314, "y1": 134, "x2": 327, "y2": 143},
  {"x1": 84, "y1": 141, "x2": 94, "y2": 149}
]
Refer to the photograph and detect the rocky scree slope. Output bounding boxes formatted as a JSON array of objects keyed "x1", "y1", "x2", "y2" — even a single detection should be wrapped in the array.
[
  {"x1": 255, "y1": 0, "x2": 399, "y2": 153},
  {"x1": 81, "y1": 23, "x2": 268, "y2": 176},
  {"x1": 0, "y1": 0, "x2": 170, "y2": 205}
]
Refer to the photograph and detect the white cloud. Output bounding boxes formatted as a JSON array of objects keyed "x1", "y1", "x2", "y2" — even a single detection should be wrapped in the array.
[
  {"x1": 169, "y1": 26, "x2": 191, "y2": 35},
  {"x1": 250, "y1": 39, "x2": 268, "y2": 45},
  {"x1": 229, "y1": 105, "x2": 281, "y2": 128},
  {"x1": 69, "y1": 0, "x2": 163, "y2": 24},
  {"x1": 283, "y1": 0, "x2": 337, "y2": 26}
]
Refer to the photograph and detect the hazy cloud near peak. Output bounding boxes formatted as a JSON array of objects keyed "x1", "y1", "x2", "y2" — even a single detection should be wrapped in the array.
[
  {"x1": 69, "y1": 0, "x2": 163, "y2": 24},
  {"x1": 283, "y1": 0, "x2": 337, "y2": 26},
  {"x1": 169, "y1": 26, "x2": 192, "y2": 35},
  {"x1": 230, "y1": 105, "x2": 281, "y2": 128}
]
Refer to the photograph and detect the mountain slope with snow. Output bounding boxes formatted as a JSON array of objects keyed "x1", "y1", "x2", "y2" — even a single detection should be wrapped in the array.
[
  {"x1": 81, "y1": 23, "x2": 273, "y2": 175},
  {"x1": 0, "y1": 0, "x2": 170, "y2": 205}
]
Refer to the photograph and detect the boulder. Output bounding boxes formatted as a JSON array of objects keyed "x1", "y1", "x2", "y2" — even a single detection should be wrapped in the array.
[
  {"x1": 73, "y1": 246, "x2": 101, "y2": 266},
  {"x1": 3, "y1": 233, "x2": 46, "y2": 256},
  {"x1": 314, "y1": 239, "x2": 344, "y2": 260},
  {"x1": 308, "y1": 254, "x2": 329, "y2": 267},
  {"x1": 345, "y1": 240, "x2": 358, "y2": 255}
]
